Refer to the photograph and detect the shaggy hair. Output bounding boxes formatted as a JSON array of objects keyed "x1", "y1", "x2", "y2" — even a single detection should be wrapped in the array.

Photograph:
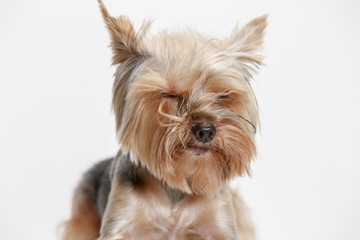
[{"x1": 62, "y1": 1, "x2": 267, "y2": 239}]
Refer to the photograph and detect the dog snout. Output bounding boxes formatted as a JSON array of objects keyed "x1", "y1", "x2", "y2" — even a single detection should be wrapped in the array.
[{"x1": 191, "y1": 124, "x2": 216, "y2": 143}]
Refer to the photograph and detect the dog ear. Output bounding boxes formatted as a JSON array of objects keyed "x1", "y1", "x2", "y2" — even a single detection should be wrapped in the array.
[
  {"x1": 98, "y1": 0, "x2": 147, "y2": 65},
  {"x1": 223, "y1": 15, "x2": 268, "y2": 75}
]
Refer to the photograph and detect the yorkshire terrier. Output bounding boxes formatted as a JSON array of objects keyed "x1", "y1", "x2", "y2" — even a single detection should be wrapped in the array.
[{"x1": 62, "y1": 0, "x2": 267, "y2": 239}]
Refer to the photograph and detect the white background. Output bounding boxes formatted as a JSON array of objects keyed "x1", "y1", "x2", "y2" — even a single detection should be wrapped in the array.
[{"x1": 1, "y1": 0, "x2": 359, "y2": 239}]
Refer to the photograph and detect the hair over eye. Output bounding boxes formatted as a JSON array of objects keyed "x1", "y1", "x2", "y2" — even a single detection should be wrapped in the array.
[{"x1": 159, "y1": 92, "x2": 184, "y2": 101}]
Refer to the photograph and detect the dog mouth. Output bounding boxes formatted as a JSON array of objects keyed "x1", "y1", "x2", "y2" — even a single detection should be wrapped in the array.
[
  {"x1": 186, "y1": 145, "x2": 209, "y2": 156},
  {"x1": 172, "y1": 142, "x2": 213, "y2": 157}
]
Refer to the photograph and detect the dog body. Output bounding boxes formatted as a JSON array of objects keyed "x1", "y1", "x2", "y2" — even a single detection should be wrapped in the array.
[
  {"x1": 63, "y1": 1, "x2": 267, "y2": 239},
  {"x1": 68, "y1": 155, "x2": 254, "y2": 240}
]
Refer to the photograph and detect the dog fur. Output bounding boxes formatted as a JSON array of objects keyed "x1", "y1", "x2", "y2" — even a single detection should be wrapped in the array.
[{"x1": 62, "y1": 1, "x2": 267, "y2": 239}]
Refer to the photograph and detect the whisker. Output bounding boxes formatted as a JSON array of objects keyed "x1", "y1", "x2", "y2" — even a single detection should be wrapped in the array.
[
  {"x1": 216, "y1": 110, "x2": 257, "y2": 134},
  {"x1": 236, "y1": 114, "x2": 257, "y2": 134}
]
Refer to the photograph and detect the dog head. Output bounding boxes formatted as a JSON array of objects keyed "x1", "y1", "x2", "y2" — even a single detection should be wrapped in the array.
[{"x1": 99, "y1": 0, "x2": 266, "y2": 197}]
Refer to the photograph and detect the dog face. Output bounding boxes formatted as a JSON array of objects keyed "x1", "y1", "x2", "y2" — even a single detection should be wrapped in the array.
[{"x1": 99, "y1": 2, "x2": 266, "y2": 196}]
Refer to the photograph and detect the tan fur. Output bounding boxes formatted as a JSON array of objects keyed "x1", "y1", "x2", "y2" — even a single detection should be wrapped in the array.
[
  {"x1": 100, "y1": 165, "x2": 248, "y2": 240},
  {"x1": 63, "y1": 1, "x2": 267, "y2": 239},
  {"x1": 62, "y1": 187, "x2": 101, "y2": 240}
]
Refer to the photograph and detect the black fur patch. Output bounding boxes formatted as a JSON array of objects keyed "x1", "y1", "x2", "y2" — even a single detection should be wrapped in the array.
[
  {"x1": 117, "y1": 154, "x2": 144, "y2": 188},
  {"x1": 80, "y1": 153, "x2": 186, "y2": 220},
  {"x1": 165, "y1": 184, "x2": 185, "y2": 203},
  {"x1": 81, "y1": 158, "x2": 112, "y2": 218}
]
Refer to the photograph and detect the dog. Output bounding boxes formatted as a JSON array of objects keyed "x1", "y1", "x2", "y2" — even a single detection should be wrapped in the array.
[{"x1": 62, "y1": 1, "x2": 267, "y2": 239}]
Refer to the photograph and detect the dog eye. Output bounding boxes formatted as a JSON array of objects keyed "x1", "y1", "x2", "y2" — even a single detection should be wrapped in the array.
[
  {"x1": 217, "y1": 95, "x2": 230, "y2": 102},
  {"x1": 159, "y1": 92, "x2": 183, "y2": 101}
]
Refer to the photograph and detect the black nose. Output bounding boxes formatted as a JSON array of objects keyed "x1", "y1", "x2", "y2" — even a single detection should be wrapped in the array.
[{"x1": 191, "y1": 124, "x2": 216, "y2": 143}]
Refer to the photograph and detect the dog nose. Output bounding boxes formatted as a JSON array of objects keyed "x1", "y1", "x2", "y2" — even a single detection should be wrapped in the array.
[{"x1": 191, "y1": 124, "x2": 216, "y2": 143}]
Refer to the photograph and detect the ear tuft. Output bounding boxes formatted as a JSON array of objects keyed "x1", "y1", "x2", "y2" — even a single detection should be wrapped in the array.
[
  {"x1": 98, "y1": 0, "x2": 146, "y2": 65},
  {"x1": 224, "y1": 14, "x2": 268, "y2": 71},
  {"x1": 238, "y1": 14, "x2": 268, "y2": 53}
]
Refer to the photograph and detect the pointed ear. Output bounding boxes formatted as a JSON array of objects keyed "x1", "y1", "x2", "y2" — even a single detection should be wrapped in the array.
[
  {"x1": 98, "y1": 0, "x2": 147, "y2": 65},
  {"x1": 224, "y1": 15, "x2": 268, "y2": 72}
]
